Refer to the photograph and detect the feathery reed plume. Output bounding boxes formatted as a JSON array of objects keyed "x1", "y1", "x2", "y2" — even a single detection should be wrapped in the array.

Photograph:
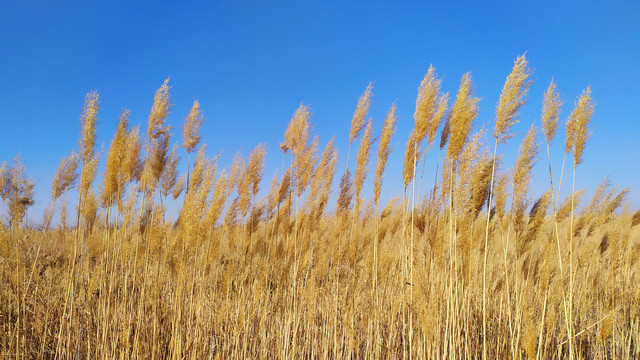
[
  {"x1": 204, "y1": 170, "x2": 229, "y2": 228},
  {"x1": 228, "y1": 152, "x2": 245, "y2": 196},
  {"x1": 182, "y1": 100, "x2": 203, "y2": 154},
  {"x1": 283, "y1": 104, "x2": 311, "y2": 160},
  {"x1": 277, "y1": 169, "x2": 292, "y2": 209},
  {"x1": 83, "y1": 189, "x2": 98, "y2": 232},
  {"x1": 414, "y1": 65, "x2": 449, "y2": 147},
  {"x1": 493, "y1": 171, "x2": 511, "y2": 221},
  {"x1": 183, "y1": 100, "x2": 204, "y2": 192},
  {"x1": 522, "y1": 190, "x2": 551, "y2": 251},
  {"x1": 307, "y1": 138, "x2": 337, "y2": 215},
  {"x1": 148, "y1": 78, "x2": 171, "y2": 141},
  {"x1": 187, "y1": 146, "x2": 209, "y2": 193},
  {"x1": 295, "y1": 136, "x2": 318, "y2": 198},
  {"x1": 373, "y1": 104, "x2": 398, "y2": 204},
  {"x1": 446, "y1": 73, "x2": 480, "y2": 163},
  {"x1": 439, "y1": 116, "x2": 451, "y2": 151},
  {"x1": 51, "y1": 152, "x2": 80, "y2": 230},
  {"x1": 160, "y1": 145, "x2": 180, "y2": 202},
  {"x1": 350, "y1": 82, "x2": 374, "y2": 144},
  {"x1": 336, "y1": 170, "x2": 353, "y2": 226},
  {"x1": 494, "y1": 54, "x2": 533, "y2": 143},
  {"x1": 78, "y1": 92, "x2": 100, "y2": 221},
  {"x1": 79, "y1": 91, "x2": 99, "y2": 165},
  {"x1": 224, "y1": 197, "x2": 240, "y2": 227},
  {"x1": 318, "y1": 142, "x2": 338, "y2": 217},
  {"x1": 241, "y1": 144, "x2": 266, "y2": 217},
  {"x1": 122, "y1": 126, "x2": 143, "y2": 185},
  {"x1": 79, "y1": 156, "x2": 99, "y2": 219},
  {"x1": 172, "y1": 174, "x2": 186, "y2": 201},
  {"x1": 454, "y1": 129, "x2": 486, "y2": 216},
  {"x1": 470, "y1": 155, "x2": 495, "y2": 219},
  {"x1": 149, "y1": 135, "x2": 171, "y2": 186},
  {"x1": 570, "y1": 87, "x2": 594, "y2": 166},
  {"x1": 402, "y1": 130, "x2": 419, "y2": 189},
  {"x1": 101, "y1": 109, "x2": 130, "y2": 207},
  {"x1": 541, "y1": 80, "x2": 563, "y2": 145},
  {"x1": 6, "y1": 155, "x2": 35, "y2": 228},
  {"x1": 512, "y1": 124, "x2": 539, "y2": 233},
  {"x1": 557, "y1": 189, "x2": 585, "y2": 222},
  {"x1": 52, "y1": 152, "x2": 80, "y2": 203},
  {"x1": 267, "y1": 171, "x2": 280, "y2": 218},
  {"x1": 353, "y1": 119, "x2": 374, "y2": 216},
  {"x1": 181, "y1": 145, "x2": 216, "y2": 247}
]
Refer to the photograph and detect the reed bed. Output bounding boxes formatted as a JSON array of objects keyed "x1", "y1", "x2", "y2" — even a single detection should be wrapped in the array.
[{"x1": 1, "y1": 55, "x2": 639, "y2": 359}]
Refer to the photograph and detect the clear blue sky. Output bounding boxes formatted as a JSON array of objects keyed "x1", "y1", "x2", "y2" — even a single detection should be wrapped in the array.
[{"x1": 1, "y1": 1, "x2": 639, "y2": 224}]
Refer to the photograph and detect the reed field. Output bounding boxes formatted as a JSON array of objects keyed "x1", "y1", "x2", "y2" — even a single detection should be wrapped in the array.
[{"x1": 1, "y1": 55, "x2": 639, "y2": 359}]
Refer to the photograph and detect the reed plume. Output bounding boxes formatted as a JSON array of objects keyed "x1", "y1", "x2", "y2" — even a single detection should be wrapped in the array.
[
  {"x1": 439, "y1": 116, "x2": 451, "y2": 151},
  {"x1": 570, "y1": 87, "x2": 594, "y2": 166},
  {"x1": 493, "y1": 171, "x2": 510, "y2": 221},
  {"x1": 494, "y1": 54, "x2": 532, "y2": 143},
  {"x1": 414, "y1": 65, "x2": 448, "y2": 147},
  {"x1": 5, "y1": 155, "x2": 35, "y2": 228},
  {"x1": 295, "y1": 136, "x2": 318, "y2": 198},
  {"x1": 557, "y1": 189, "x2": 585, "y2": 222},
  {"x1": 51, "y1": 152, "x2": 80, "y2": 230},
  {"x1": 373, "y1": 104, "x2": 398, "y2": 205},
  {"x1": 336, "y1": 170, "x2": 353, "y2": 227},
  {"x1": 79, "y1": 156, "x2": 99, "y2": 219},
  {"x1": 512, "y1": 124, "x2": 539, "y2": 233},
  {"x1": 183, "y1": 100, "x2": 204, "y2": 192},
  {"x1": 446, "y1": 73, "x2": 480, "y2": 163},
  {"x1": 148, "y1": 78, "x2": 171, "y2": 141},
  {"x1": 172, "y1": 174, "x2": 186, "y2": 201},
  {"x1": 101, "y1": 109, "x2": 130, "y2": 207},
  {"x1": 52, "y1": 152, "x2": 80, "y2": 203},
  {"x1": 78, "y1": 92, "x2": 100, "y2": 222},
  {"x1": 350, "y1": 82, "x2": 374, "y2": 144},
  {"x1": 402, "y1": 130, "x2": 419, "y2": 189},
  {"x1": 353, "y1": 119, "x2": 374, "y2": 216},
  {"x1": 182, "y1": 100, "x2": 203, "y2": 154},
  {"x1": 122, "y1": 126, "x2": 143, "y2": 186},
  {"x1": 317, "y1": 142, "x2": 338, "y2": 217},
  {"x1": 204, "y1": 170, "x2": 229, "y2": 228},
  {"x1": 79, "y1": 92, "x2": 99, "y2": 165},
  {"x1": 241, "y1": 144, "x2": 266, "y2": 217},
  {"x1": 160, "y1": 145, "x2": 180, "y2": 203},
  {"x1": 307, "y1": 138, "x2": 337, "y2": 216},
  {"x1": 283, "y1": 104, "x2": 311, "y2": 161},
  {"x1": 541, "y1": 80, "x2": 563, "y2": 146}
]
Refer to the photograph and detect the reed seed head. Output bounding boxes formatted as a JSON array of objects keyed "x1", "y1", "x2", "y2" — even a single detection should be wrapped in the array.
[
  {"x1": 446, "y1": 73, "x2": 480, "y2": 163},
  {"x1": 414, "y1": 65, "x2": 449, "y2": 147},
  {"x1": 350, "y1": 82, "x2": 374, "y2": 144},
  {"x1": 148, "y1": 77, "x2": 171, "y2": 141},
  {"x1": 374, "y1": 103, "x2": 397, "y2": 204},
  {"x1": 494, "y1": 54, "x2": 532, "y2": 143},
  {"x1": 541, "y1": 79, "x2": 563, "y2": 145},
  {"x1": 570, "y1": 86, "x2": 595, "y2": 166},
  {"x1": 183, "y1": 100, "x2": 204, "y2": 154}
]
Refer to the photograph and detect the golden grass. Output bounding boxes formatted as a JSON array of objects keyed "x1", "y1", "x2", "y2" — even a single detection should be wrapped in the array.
[{"x1": 1, "y1": 57, "x2": 639, "y2": 359}]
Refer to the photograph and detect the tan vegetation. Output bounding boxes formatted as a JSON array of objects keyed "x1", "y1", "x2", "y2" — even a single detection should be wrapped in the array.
[{"x1": 1, "y1": 55, "x2": 639, "y2": 359}]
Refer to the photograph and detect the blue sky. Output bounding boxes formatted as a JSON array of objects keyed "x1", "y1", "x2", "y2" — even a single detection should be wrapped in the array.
[{"x1": 1, "y1": 1, "x2": 638, "y2": 223}]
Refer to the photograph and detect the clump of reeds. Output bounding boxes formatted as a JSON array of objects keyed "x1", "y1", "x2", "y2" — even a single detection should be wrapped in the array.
[{"x1": 2, "y1": 55, "x2": 639, "y2": 360}]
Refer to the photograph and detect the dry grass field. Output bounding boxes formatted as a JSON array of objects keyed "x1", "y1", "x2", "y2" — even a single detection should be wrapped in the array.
[{"x1": 1, "y1": 55, "x2": 639, "y2": 359}]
